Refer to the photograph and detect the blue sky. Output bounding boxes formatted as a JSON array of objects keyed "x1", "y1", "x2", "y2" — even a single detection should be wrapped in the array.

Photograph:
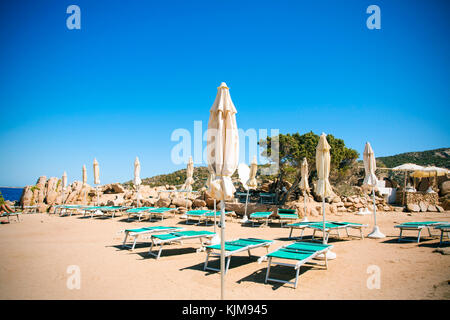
[{"x1": 0, "y1": 0, "x2": 449, "y2": 187}]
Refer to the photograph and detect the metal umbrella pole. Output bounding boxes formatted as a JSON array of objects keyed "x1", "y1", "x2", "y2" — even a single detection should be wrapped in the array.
[{"x1": 220, "y1": 199, "x2": 225, "y2": 300}]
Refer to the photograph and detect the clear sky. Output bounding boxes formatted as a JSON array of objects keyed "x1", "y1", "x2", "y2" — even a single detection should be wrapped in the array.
[{"x1": 0, "y1": 0, "x2": 449, "y2": 187}]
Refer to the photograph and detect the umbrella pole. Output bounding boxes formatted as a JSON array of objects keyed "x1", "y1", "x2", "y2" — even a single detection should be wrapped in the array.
[
  {"x1": 302, "y1": 191, "x2": 309, "y2": 222},
  {"x1": 403, "y1": 171, "x2": 407, "y2": 206},
  {"x1": 214, "y1": 199, "x2": 217, "y2": 234},
  {"x1": 220, "y1": 199, "x2": 225, "y2": 300},
  {"x1": 368, "y1": 187, "x2": 385, "y2": 238},
  {"x1": 373, "y1": 188, "x2": 377, "y2": 226},
  {"x1": 242, "y1": 189, "x2": 250, "y2": 223},
  {"x1": 96, "y1": 185, "x2": 99, "y2": 206},
  {"x1": 137, "y1": 185, "x2": 140, "y2": 208}
]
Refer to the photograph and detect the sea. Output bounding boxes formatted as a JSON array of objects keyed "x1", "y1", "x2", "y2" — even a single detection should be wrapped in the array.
[{"x1": 0, "y1": 187, "x2": 24, "y2": 202}]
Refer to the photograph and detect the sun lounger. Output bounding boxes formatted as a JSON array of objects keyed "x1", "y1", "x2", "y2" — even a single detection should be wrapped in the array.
[
  {"x1": 120, "y1": 226, "x2": 185, "y2": 250},
  {"x1": 258, "y1": 241, "x2": 333, "y2": 288},
  {"x1": 434, "y1": 224, "x2": 450, "y2": 246},
  {"x1": 22, "y1": 205, "x2": 38, "y2": 214},
  {"x1": 148, "y1": 230, "x2": 216, "y2": 259},
  {"x1": 275, "y1": 209, "x2": 299, "y2": 226},
  {"x1": 82, "y1": 206, "x2": 127, "y2": 218},
  {"x1": 147, "y1": 207, "x2": 177, "y2": 221},
  {"x1": 125, "y1": 207, "x2": 155, "y2": 221},
  {"x1": 185, "y1": 210, "x2": 213, "y2": 225},
  {"x1": 249, "y1": 212, "x2": 273, "y2": 227},
  {"x1": 288, "y1": 221, "x2": 367, "y2": 242},
  {"x1": 202, "y1": 210, "x2": 233, "y2": 226},
  {"x1": 1, "y1": 211, "x2": 22, "y2": 222},
  {"x1": 394, "y1": 221, "x2": 447, "y2": 243},
  {"x1": 203, "y1": 238, "x2": 273, "y2": 274}
]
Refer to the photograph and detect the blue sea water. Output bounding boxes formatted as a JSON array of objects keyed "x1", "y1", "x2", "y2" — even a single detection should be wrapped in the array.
[{"x1": 0, "y1": 187, "x2": 24, "y2": 202}]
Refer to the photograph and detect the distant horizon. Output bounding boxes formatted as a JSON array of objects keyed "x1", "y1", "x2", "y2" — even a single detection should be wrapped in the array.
[{"x1": 1, "y1": 0, "x2": 449, "y2": 187}]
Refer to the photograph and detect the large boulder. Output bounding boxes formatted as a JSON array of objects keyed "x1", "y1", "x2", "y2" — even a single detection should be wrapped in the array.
[
  {"x1": 440, "y1": 181, "x2": 450, "y2": 197},
  {"x1": 419, "y1": 201, "x2": 428, "y2": 212},
  {"x1": 156, "y1": 198, "x2": 171, "y2": 207},
  {"x1": 192, "y1": 199, "x2": 206, "y2": 208},
  {"x1": 407, "y1": 203, "x2": 420, "y2": 212}
]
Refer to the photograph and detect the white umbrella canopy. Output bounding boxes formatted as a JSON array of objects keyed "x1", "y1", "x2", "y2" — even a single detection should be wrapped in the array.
[
  {"x1": 93, "y1": 158, "x2": 100, "y2": 206},
  {"x1": 316, "y1": 133, "x2": 334, "y2": 198},
  {"x1": 315, "y1": 133, "x2": 336, "y2": 259},
  {"x1": 363, "y1": 142, "x2": 378, "y2": 188},
  {"x1": 134, "y1": 157, "x2": 142, "y2": 207},
  {"x1": 93, "y1": 158, "x2": 100, "y2": 185},
  {"x1": 82, "y1": 165, "x2": 87, "y2": 185},
  {"x1": 206, "y1": 82, "x2": 239, "y2": 300},
  {"x1": 392, "y1": 163, "x2": 425, "y2": 171},
  {"x1": 62, "y1": 171, "x2": 68, "y2": 190},
  {"x1": 247, "y1": 156, "x2": 258, "y2": 189},
  {"x1": 134, "y1": 157, "x2": 142, "y2": 186},
  {"x1": 183, "y1": 156, "x2": 195, "y2": 192},
  {"x1": 299, "y1": 157, "x2": 310, "y2": 192},
  {"x1": 363, "y1": 142, "x2": 385, "y2": 238},
  {"x1": 299, "y1": 157, "x2": 310, "y2": 222},
  {"x1": 411, "y1": 166, "x2": 449, "y2": 178},
  {"x1": 207, "y1": 82, "x2": 239, "y2": 201}
]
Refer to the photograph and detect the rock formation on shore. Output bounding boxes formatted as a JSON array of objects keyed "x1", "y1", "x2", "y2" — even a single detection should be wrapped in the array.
[{"x1": 19, "y1": 174, "x2": 449, "y2": 216}]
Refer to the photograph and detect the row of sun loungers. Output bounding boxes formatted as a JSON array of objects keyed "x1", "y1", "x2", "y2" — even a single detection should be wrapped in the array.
[{"x1": 185, "y1": 209, "x2": 234, "y2": 225}]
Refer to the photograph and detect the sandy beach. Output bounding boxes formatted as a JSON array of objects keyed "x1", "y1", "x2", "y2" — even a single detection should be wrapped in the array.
[{"x1": 0, "y1": 211, "x2": 449, "y2": 300}]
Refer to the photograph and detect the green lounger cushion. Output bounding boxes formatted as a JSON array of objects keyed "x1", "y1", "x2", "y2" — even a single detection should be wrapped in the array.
[
  {"x1": 207, "y1": 238, "x2": 272, "y2": 251},
  {"x1": 126, "y1": 207, "x2": 155, "y2": 213},
  {"x1": 268, "y1": 248, "x2": 315, "y2": 261},
  {"x1": 278, "y1": 213, "x2": 299, "y2": 219},
  {"x1": 152, "y1": 230, "x2": 216, "y2": 241},
  {"x1": 397, "y1": 221, "x2": 442, "y2": 226},
  {"x1": 250, "y1": 212, "x2": 272, "y2": 218},
  {"x1": 149, "y1": 207, "x2": 173, "y2": 213},
  {"x1": 125, "y1": 226, "x2": 181, "y2": 233},
  {"x1": 205, "y1": 211, "x2": 232, "y2": 217}
]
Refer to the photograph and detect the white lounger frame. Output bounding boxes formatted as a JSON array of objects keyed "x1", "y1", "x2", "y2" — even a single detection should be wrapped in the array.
[
  {"x1": 203, "y1": 239, "x2": 272, "y2": 274},
  {"x1": 287, "y1": 223, "x2": 366, "y2": 242},
  {"x1": 395, "y1": 223, "x2": 442, "y2": 243},
  {"x1": 120, "y1": 227, "x2": 185, "y2": 250},
  {"x1": 148, "y1": 233, "x2": 215, "y2": 259},
  {"x1": 258, "y1": 244, "x2": 332, "y2": 289}
]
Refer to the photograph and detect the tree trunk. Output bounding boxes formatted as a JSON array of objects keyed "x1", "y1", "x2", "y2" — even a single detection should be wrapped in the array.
[{"x1": 280, "y1": 174, "x2": 301, "y2": 205}]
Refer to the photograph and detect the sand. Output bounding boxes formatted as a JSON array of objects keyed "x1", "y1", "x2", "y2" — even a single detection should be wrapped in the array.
[{"x1": 0, "y1": 210, "x2": 449, "y2": 300}]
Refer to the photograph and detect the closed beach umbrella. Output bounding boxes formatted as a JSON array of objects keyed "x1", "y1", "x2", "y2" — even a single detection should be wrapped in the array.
[
  {"x1": 93, "y1": 158, "x2": 100, "y2": 205},
  {"x1": 82, "y1": 165, "x2": 87, "y2": 185},
  {"x1": 363, "y1": 142, "x2": 385, "y2": 238},
  {"x1": 62, "y1": 171, "x2": 68, "y2": 190},
  {"x1": 93, "y1": 158, "x2": 100, "y2": 185},
  {"x1": 206, "y1": 82, "x2": 239, "y2": 300},
  {"x1": 315, "y1": 133, "x2": 336, "y2": 259},
  {"x1": 299, "y1": 157, "x2": 310, "y2": 222},
  {"x1": 134, "y1": 157, "x2": 142, "y2": 207},
  {"x1": 183, "y1": 156, "x2": 194, "y2": 192},
  {"x1": 134, "y1": 157, "x2": 142, "y2": 186},
  {"x1": 247, "y1": 156, "x2": 258, "y2": 189}
]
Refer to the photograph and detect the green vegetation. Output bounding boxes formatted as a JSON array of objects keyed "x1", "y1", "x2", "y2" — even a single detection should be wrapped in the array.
[
  {"x1": 259, "y1": 131, "x2": 359, "y2": 203},
  {"x1": 377, "y1": 148, "x2": 450, "y2": 169}
]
